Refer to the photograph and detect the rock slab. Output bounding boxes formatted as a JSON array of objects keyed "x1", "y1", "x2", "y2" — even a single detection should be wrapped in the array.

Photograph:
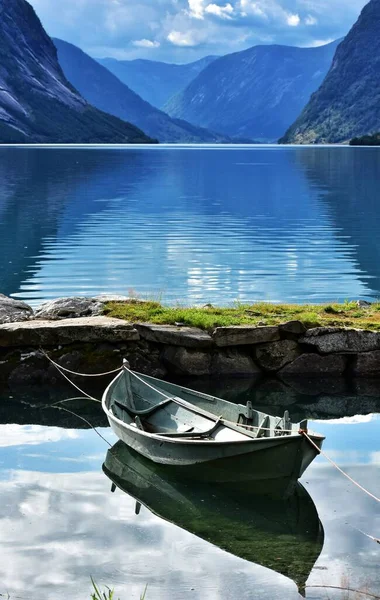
[
  {"x1": 135, "y1": 323, "x2": 213, "y2": 348},
  {"x1": 0, "y1": 295, "x2": 33, "y2": 324},
  {"x1": 0, "y1": 317, "x2": 139, "y2": 347},
  {"x1": 256, "y1": 340, "x2": 300, "y2": 372},
  {"x1": 35, "y1": 297, "x2": 104, "y2": 320},
  {"x1": 353, "y1": 351, "x2": 380, "y2": 377},
  {"x1": 280, "y1": 353, "x2": 347, "y2": 375},
  {"x1": 301, "y1": 327, "x2": 380, "y2": 354},
  {"x1": 213, "y1": 326, "x2": 280, "y2": 347},
  {"x1": 162, "y1": 346, "x2": 212, "y2": 376}
]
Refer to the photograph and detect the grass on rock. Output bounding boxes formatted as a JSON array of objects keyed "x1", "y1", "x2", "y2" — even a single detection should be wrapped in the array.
[{"x1": 104, "y1": 300, "x2": 380, "y2": 332}]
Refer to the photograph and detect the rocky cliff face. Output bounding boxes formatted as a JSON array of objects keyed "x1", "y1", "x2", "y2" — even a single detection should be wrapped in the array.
[
  {"x1": 98, "y1": 56, "x2": 218, "y2": 109},
  {"x1": 54, "y1": 39, "x2": 229, "y2": 143},
  {"x1": 0, "y1": 0, "x2": 152, "y2": 143},
  {"x1": 164, "y1": 40, "x2": 339, "y2": 142},
  {"x1": 281, "y1": 0, "x2": 380, "y2": 144}
]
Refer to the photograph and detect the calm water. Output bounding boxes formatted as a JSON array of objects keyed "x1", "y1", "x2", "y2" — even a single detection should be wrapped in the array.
[
  {"x1": 1, "y1": 145, "x2": 380, "y2": 306},
  {"x1": 0, "y1": 385, "x2": 379, "y2": 600}
]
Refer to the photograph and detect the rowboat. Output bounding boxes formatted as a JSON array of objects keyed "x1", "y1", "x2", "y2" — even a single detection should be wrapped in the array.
[
  {"x1": 102, "y1": 364, "x2": 325, "y2": 495},
  {"x1": 103, "y1": 441, "x2": 324, "y2": 595}
]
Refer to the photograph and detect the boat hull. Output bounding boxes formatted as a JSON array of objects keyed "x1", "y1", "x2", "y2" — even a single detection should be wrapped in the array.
[{"x1": 107, "y1": 411, "x2": 322, "y2": 494}]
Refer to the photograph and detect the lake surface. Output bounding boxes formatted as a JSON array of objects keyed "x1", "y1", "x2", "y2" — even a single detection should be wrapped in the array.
[
  {"x1": 1, "y1": 145, "x2": 380, "y2": 306},
  {"x1": 0, "y1": 385, "x2": 379, "y2": 600}
]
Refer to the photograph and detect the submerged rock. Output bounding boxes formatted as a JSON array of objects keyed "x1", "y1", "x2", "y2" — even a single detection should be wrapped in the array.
[{"x1": 0, "y1": 294, "x2": 33, "y2": 324}]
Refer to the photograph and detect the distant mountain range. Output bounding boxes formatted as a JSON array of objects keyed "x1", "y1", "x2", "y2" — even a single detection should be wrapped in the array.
[
  {"x1": 2, "y1": 0, "x2": 378, "y2": 145},
  {"x1": 281, "y1": 0, "x2": 380, "y2": 144},
  {"x1": 164, "y1": 40, "x2": 340, "y2": 142},
  {"x1": 98, "y1": 56, "x2": 218, "y2": 109},
  {"x1": 54, "y1": 39, "x2": 229, "y2": 143},
  {"x1": 0, "y1": 0, "x2": 152, "y2": 143}
]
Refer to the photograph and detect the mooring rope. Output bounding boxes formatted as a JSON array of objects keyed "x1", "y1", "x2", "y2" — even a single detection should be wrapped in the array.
[
  {"x1": 51, "y1": 405, "x2": 112, "y2": 447},
  {"x1": 40, "y1": 357, "x2": 380, "y2": 503},
  {"x1": 41, "y1": 350, "x2": 123, "y2": 378},
  {"x1": 306, "y1": 586, "x2": 380, "y2": 599},
  {"x1": 302, "y1": 431, "x2": 380, "y2": 503}
]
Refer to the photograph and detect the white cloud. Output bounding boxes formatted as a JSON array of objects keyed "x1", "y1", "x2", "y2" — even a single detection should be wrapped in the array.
[
  {"x1": 287, "y1": 13, "x2": 300, "y2": 26},
  {"x1": 305, "y1": 14, "x2": 317, "y2": 26},
  {"x1": 28, "y1": 0, "x2": 368, "y2": 63},
  {"x1": 188, "y1": 0, "x2": 205, "y2": 19},
  {"x1": 239, "y1": 0, "x2": 267, "y2": 18},
  {"x1": 167, "y1": 30, "x2": 198, "y2": 46},
  {"x1": 205, "y1": 3, "x2": 234, "y2": 19},
  {"x1": 0, "y1": 425, "x2": 78, "y2": 448},
  {"x1": 132, "y1": 38, "x2": 160, "y2": 48}
]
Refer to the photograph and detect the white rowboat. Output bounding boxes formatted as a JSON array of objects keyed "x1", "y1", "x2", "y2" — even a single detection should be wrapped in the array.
[{"x1": 102, "y1": 365, "x2": 325, "y2": 495}]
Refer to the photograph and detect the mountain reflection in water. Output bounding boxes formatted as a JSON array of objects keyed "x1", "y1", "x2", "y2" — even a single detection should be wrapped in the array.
[{"x1": 103, "y1": 440, "x2": 324, "y2": 595}]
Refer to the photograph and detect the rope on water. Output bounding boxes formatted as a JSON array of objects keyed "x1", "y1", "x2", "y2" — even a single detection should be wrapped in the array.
[
  {"x1": 306, "y1": 586, "x2": 380, "y2": 599},
  {"x1": 41, "y1": 350, "x2": 123, "y2": 378},
  {"x1": 41, "y1": 350, "x2": 101, "y2": 402},
  {"x1": 302, "y1": 431, "x2": 380, "y2": 503},
  {"x1": 51, "y1": 405, "x2": 112, "y2": 447}
]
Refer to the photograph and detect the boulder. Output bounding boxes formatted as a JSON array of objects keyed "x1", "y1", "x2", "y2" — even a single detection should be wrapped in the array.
[
  {"x1": 279, "y1": 320, "x2": 306, "y2": 338},
  {"x1": 211, "y1": 349, "x2": 261, "y2": 377},
  {"x1": 0, "y1": 317, "x2": 139, "y2": 347},
  {"x1": 300, "y1": 327, "x2": 380, "y2": 354},
  {"x1": 35, "y1": 297, "x2": 104, "y2": 320},
  {"x1": 255, "y1": 340, "x2": 300, "y2": 372},
  {"x1": 0, "y1": 294, "x2": 33, "y2": 324},
  {"x1": 352, "y1": 351, "x2": 380, "y2": 377},
  {"x1": 213, "y1": 326, "x2": 280, "y2": 347},
  {"x1": 162, "y1": 346, "x2": 212, "y2": 376},
  {"x1": 135, "y1": 323, "x2": 213, "y2": 348},
  {"x1": 280, "y1": 353, "x2": 347, "y2": 376}
]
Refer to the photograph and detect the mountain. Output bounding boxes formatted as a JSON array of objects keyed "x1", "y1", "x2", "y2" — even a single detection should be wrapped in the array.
[
  {"x1": 97, "y1": 56, "x2": 218, "y2": 109},
  {"x1": 54, "y1": 39, "x2": 229, "y2": 143},
  {"x1": 0, "y1": 0, "x2": 152, "y2": 143},
  {"x1": 281, "y1": 0, "x2": 380, "y2": 144},
  {"x1": 164, "y1": 40, "x2": 340, "y2": 143}
]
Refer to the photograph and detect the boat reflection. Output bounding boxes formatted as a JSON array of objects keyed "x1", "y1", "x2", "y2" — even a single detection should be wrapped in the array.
[{"x1": 103, "y1": 441, "x2": 324, "y2": 595}]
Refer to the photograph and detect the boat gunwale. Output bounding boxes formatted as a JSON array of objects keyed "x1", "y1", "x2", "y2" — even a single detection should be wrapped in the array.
[{"x1": 102, "y1": 370, "x2": 325, "y2": 447}]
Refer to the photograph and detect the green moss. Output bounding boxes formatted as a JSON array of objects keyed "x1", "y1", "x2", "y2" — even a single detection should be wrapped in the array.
[{"x1": 104, "y1": 300, "x2": 380, "y2": 332}]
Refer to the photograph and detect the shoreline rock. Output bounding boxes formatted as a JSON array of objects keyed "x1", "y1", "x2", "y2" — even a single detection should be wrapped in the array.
[{"x1": 1, "y1": 294, "x2": 380, "y2": 384}]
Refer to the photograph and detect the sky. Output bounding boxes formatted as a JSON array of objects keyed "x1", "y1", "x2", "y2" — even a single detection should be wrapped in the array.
[{"x1": 28, "y1": 0, "x2": 369, "y2": 63}]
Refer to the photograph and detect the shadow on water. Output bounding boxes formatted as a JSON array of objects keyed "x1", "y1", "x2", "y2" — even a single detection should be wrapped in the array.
[
  {"x1": 2, "y1": 375, "x2": 380, "y2": 427},
  {"x1": 296, "y1": 147, "x2": 380, "y2": 297},
  {"x1": 103, "y1": 440, "x2": 324, "y2": 596},
  {"x1": 168, "y1": 375, "x2": 380, "y2": 422}
]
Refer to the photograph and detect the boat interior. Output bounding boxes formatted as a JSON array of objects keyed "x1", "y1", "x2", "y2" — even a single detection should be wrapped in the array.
[{"x1": 107, "y1": 369, "x2": 298, "y2": 441}]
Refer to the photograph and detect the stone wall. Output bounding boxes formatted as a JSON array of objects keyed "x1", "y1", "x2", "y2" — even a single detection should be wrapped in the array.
[{"x1": 1, "y1": 294, "x2": 380, "y2": 385}]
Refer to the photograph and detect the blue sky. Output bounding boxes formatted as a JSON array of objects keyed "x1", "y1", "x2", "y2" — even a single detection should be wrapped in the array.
[{"x1": 29, "y1": 0, "x2": 368, "y2": 63}]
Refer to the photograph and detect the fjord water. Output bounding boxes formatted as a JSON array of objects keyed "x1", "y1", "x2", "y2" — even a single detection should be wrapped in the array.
[
  {"x1": 0, "y1": 386, "x2": 378, "y2": 600},
  {"x1": 1, "y1": 145, "x2": 380, "y2": 305}
]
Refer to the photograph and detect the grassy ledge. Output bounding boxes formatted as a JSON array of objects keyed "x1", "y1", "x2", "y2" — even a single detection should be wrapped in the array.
[{"x1": 104, "y1": 300, "x2": 380, "y2": 332}]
